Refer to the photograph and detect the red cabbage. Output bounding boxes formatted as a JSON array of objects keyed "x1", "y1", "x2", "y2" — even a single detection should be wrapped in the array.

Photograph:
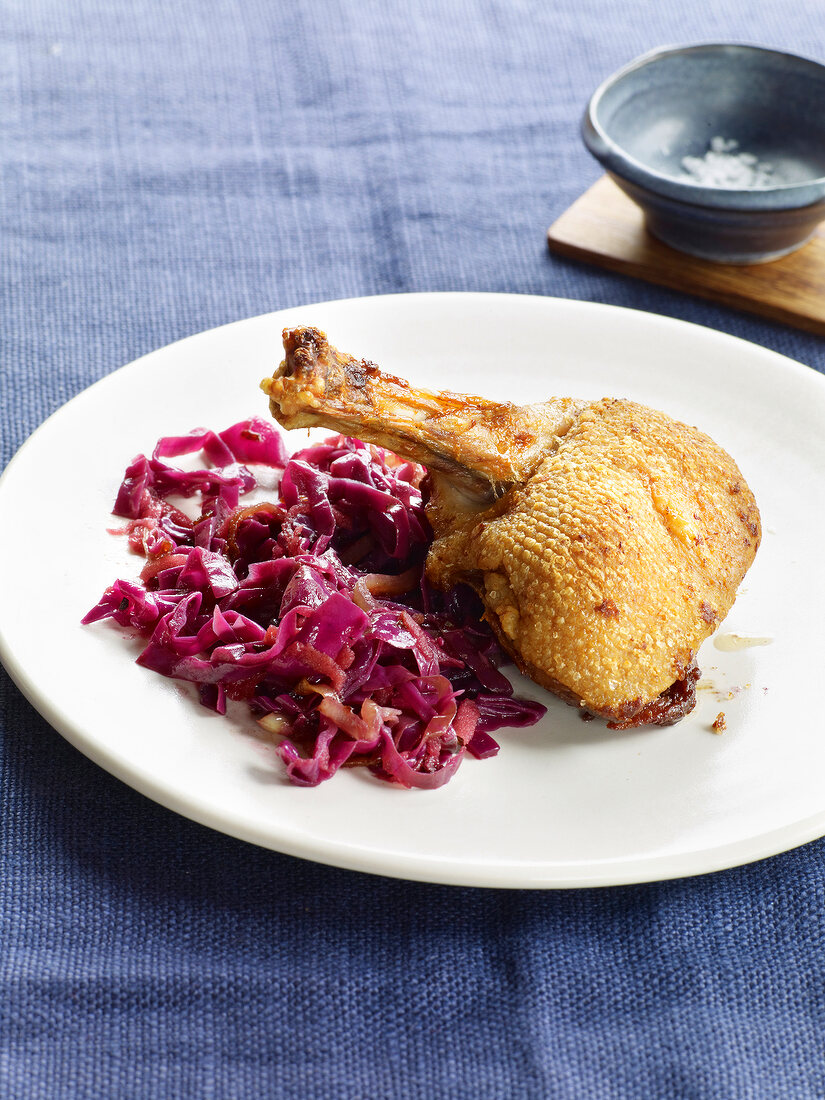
[{"x1": 83, "y1": 422, "x2": 546, "y2": 787}]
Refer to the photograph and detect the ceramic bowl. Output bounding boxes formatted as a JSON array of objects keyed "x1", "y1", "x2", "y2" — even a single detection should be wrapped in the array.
[{"x1": 582, "y1": 44, "x2": 825, "y2": 263}]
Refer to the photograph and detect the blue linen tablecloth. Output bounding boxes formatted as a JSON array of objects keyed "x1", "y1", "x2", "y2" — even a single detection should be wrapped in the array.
[{"x1": 2, "y1": 2, "x2": 824, "y2": 1097}]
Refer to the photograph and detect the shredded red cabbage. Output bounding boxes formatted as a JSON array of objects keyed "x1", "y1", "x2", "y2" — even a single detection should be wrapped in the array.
[{"x1": 84, "y1": 417, "x2": 546, "y2": 788}]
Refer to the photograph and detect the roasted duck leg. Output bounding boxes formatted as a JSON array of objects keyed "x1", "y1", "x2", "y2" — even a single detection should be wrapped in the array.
[{"x1": 262, "y1": 326, "x2": 761, "y2": 727}]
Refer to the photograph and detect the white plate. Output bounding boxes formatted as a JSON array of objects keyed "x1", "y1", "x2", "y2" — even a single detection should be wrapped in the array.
[{"x1": 2, "y1": 292, "x2": 824, "y2": 888}]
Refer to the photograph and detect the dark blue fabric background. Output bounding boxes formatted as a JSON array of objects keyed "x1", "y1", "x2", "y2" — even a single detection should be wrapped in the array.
[{"x1": 2, "y1": 3, "x2": 824, "y2": 1097}]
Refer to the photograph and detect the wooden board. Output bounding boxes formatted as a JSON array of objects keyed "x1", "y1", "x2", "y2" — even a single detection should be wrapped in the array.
[{"x1": 547, "y1": 175, "x2": 825, "y2": 337}]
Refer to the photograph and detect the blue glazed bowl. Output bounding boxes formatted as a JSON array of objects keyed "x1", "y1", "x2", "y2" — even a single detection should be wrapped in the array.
[{"x1": 582, "y1": 44, "x2": 825, "y2": 263}]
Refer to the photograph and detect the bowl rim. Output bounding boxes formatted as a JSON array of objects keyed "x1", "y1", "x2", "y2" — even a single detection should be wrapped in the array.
[{"x1": 582, "y1": 42, "x2": 825, "y2": 210}]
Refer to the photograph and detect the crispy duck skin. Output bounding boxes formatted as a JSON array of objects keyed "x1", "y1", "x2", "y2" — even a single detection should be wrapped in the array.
[{"x1": 262, "y1": 326, "x2": 761, "y2": 725}]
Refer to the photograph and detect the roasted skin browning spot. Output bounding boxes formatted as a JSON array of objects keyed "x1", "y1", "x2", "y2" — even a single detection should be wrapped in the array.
[
  {"x1": 594, "y1": 598, "x2": 620, "y2": 618},
  {"x1": 263, "y1": 326, "x2": 761, "y2": 727},
  {"x1": 699, "y1": 601, "x2": 718, "y2": 624}
]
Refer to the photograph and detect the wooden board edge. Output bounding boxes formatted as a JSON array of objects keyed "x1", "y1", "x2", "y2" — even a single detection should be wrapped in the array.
[{"x1": 546, "y1": 226, "x2": 825, "y2": 339}]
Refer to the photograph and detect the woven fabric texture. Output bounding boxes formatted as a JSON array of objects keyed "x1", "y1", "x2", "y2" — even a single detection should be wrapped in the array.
[{"x1": 2, "y1": 2, "x2": 824, "y2": 1097}]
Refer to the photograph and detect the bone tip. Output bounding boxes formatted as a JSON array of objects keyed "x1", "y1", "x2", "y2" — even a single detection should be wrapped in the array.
[{"x1": 282, "y1": 324, "x2": 328, "y2": 355}]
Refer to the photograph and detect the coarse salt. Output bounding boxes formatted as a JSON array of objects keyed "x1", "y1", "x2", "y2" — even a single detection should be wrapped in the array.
[{"x1": 681, "y1": 136, "x2": 775, "y2": 189}]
